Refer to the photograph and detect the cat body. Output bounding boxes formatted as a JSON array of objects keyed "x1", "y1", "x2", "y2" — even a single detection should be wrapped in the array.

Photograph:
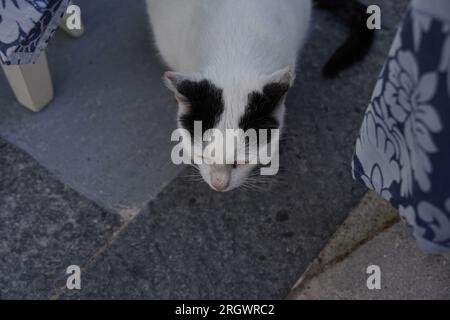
[
  {"x1": 146, "y1": 0, "x2": 372, "y2": 192},
  {"x1": 147, "y1": 0, "x2": 311, "y2": 79}
]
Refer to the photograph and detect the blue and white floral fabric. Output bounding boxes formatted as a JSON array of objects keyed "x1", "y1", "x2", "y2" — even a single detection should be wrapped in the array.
[
  {"x1": 353, "y1": 0, "x2": 450, "y2": 253},
  {"x1": 0, "y1": 0, "x2": 70, "y2": 65}
]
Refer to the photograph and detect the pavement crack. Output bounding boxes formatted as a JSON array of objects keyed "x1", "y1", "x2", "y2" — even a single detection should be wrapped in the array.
[
  {"x1": 47, "y1": 210, "x2": 143, "y2": 300},
  {"x1": 288, "y1": 214, "x2": 400, "y2": 297}
]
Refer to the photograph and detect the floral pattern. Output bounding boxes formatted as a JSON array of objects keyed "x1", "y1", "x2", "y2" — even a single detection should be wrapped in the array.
[
  {"x1": 0, "y1": 0, "x2": 71, "y2": 65},
  {"x1": 353, "y1": 5, "x2": 450, "y2": 253},
  {"x1": 388, "y1": 51, "x2": 442, "y2": 195}
]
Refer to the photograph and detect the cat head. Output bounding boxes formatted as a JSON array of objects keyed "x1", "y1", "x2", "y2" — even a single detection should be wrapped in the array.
[{"x1": 164, "y1": 67, "x2": 293, "y2": 192}]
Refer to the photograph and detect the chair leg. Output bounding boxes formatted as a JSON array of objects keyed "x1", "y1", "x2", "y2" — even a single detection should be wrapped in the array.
[
  {"x1": 1, "y1": 53, "x2": 54, "y2": 112},
  {"x1": 59, "y1": 4, "x2": 85, "y2": 38}
]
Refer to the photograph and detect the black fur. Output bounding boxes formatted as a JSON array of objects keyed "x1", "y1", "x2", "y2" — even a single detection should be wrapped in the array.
[
  {"x1": 314, "y1": 0, "x2": 375, "y2": 77},
  {"x1": 176, "y1": 80, "x2": 224, "y2": 135},
  {"x1": 239, "y1": 83, "x2": 289, "y2": 132}
]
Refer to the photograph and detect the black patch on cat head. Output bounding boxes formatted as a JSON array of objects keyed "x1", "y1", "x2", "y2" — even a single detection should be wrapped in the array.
[
  {"x1": 239, "y1": 83, "x2": 289, "y2": 132},
  {"x1": 177, "y1": 80, "x2": 224, "y2": 135}
]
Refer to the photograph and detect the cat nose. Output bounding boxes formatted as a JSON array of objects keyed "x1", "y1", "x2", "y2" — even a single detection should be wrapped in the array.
[{"x1": 210, "y1": 168, "x2": 230, "y2": 192}]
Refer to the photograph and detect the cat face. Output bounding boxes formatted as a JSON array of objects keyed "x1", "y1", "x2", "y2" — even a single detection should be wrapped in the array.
[{"x1": 164, "y1": 68, "x2": 293, "y2": 192}]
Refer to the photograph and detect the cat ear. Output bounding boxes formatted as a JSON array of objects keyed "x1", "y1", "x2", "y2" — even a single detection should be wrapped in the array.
[
  {"x1": 258, "y1": 67, "x2": 294, "y2": 104},
  {"x1": 164, "y1": 71, "x2": 200, "y2": 105},
  {"x1": 264, "y1": 67, "x2": 295, "y2": 87},
  {"x1": 164, "y1": 72, "x2": 197, "y2": 91}
]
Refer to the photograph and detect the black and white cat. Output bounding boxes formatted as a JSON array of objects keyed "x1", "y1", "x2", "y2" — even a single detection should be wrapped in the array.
[{"x1": 146, "y1": 0, "x2": 373, "y2": 192}]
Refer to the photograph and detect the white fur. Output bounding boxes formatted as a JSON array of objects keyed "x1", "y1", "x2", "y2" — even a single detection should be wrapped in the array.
[{"x1": 146, "y1": 0, "x2": 312, "y2": 191}]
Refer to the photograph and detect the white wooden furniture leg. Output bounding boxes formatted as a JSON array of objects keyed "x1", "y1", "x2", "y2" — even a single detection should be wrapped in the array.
[{"x1": 1, "y1": 53, "x2": 54, "y2": 112}]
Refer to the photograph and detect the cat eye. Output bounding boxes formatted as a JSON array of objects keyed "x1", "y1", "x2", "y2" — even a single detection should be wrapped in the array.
[{"x1": 232, "y1": 160, "x2": 247, "y2": 168}]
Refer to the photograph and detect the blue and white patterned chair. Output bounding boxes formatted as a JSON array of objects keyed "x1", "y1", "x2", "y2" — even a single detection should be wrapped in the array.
[
  {"x1": 353, "y1": 0, "x2": 450, "y2": 253},
  {"x1": 0, "y1": 0, "x2": 84, "y2": 112}
]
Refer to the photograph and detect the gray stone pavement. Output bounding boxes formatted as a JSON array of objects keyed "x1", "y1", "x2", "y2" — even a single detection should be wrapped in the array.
[
  {"x1": 0, "y1": 0, "x2": 412, "y2": 299},
  {"x1": 288, "y1": 191, "x2": 400, "y2": 298},
  {"x1": 293, "y1": 222, "x2": 450, "y2": 300},
  {"x1": 0, "y1": 138, "x2": 122, "y2": 299},
  {"x1": 0, "y1": 0, "x2": 183, "y2": 217},
  {"x1": 290, "y1": 192, "x2": 450, "y2": 300}
]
